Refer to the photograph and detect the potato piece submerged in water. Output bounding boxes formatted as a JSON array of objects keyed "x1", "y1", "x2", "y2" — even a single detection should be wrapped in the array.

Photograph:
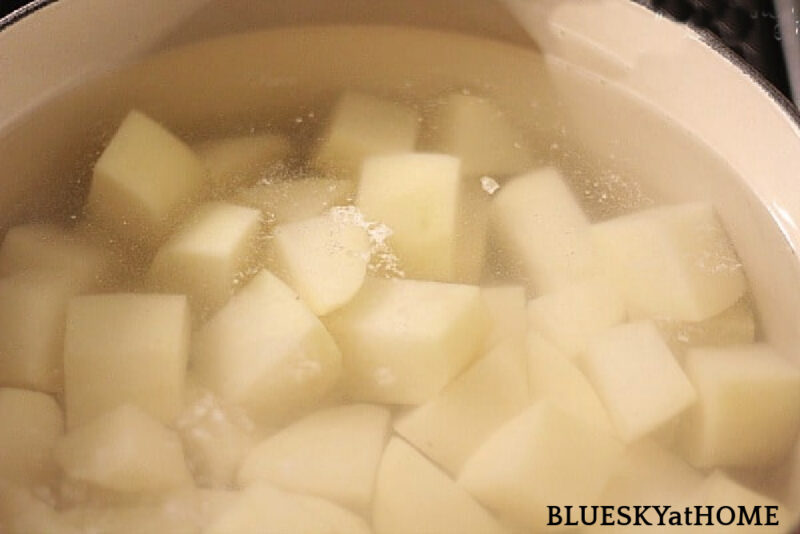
[
  {"x1": 147, "y1": 202, "x2": 262, "y2": 316},
  {"x1": 0, "y1": 484, "x2": 79, "y2": 534},
  {"x1": 592, "y1": 202, "x2": 747, "y2": 322},
  {"x1": 0, "y1": 223, "x2": 112, "y2": 291},
  {"x1": 394, "y1": 340, "x2": 528, "y2": 475},
  {"x1": 0, "y1": 388, "x2": 63, "y2": 487},
  {"x1": 581, "y1": 321, "x2": 696, "y2": 443},
  {"x1": 357, "y1": 152, "x2": 488, "y2": 283},
  {"x1": 680, "y1": 344, "x2": 800, "y2": 468},
  {"x1": 527, "y1": 332, "x2": 613, "y2": 433},
  {"x1": 490, "y1": 167, "x2": 596, "y2": 295},
  {"x1": 313, "y1": 91, "x2": 420, "y2": 179},
  {"x1": 325, "y1": 277, "x2": 488, "y2": 405},
  {"x1": 63, "y1": 293, "x2": 190, "y2": 428},
  {"x1": 87, "y1": 110, "x2": 205, "y2": 246},
  {"x1": 426, "y1": 93, "x2": 533, "y2": 178},
  {"x1": 177, "y1": 385, "x2": 257, "y2": 489},
  {"x1": 238, "y1": 403, "x2": 390, "y2": 511},
  {"x1": 192, "y1": 270, "x2": 342, "y2": 425},
  {"x1": 373, "y1": 437, "x2": 508, "y2": 534},
  {"x1": 480, "y1": 285, "x2": 527, "y2": 350},
  {"x1": 206, "y1": 482, "x2": 371, "y2": 534},
  {"x1": 527, "y1": 275, "x2": 626, "y2": 360},
  {"x1": 54, "y1": 404, "x2": 192, "y2": 493},
  {"x1": 195, "y1": 133, "x2": 290, "y2": 194},
  {"x1": 233, "y1": 177, "x2": 355, "y2": 225},
  {"x1": 458, "y1": 401, "x2": 623, "y2": 532},
  {"x1": 270, "y1": 208, "x2": 371, "y2": 316},
  {"x1": 0, "y1": 271, "x2": 86, "y2": 393}
]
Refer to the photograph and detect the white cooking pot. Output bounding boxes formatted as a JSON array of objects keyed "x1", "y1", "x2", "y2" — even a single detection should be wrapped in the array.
[{"x1": 1, "y1": 0, "x2": 799, "y2": 526}]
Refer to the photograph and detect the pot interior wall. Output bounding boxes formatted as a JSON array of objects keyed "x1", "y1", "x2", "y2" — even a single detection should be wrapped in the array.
[{"x1": 1, "y1": 1, "x2": 799, "y2": 515}]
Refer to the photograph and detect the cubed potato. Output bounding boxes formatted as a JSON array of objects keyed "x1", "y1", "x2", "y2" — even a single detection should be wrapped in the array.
[
  {"x1": 233, "y1": 177, "x2": 355, "y2": 225},
  {"x1": 192, "y1": 270, "x2": 342, "y2": 425},
  {"x1": 0, "y1": 270, "x2": 86, "y2": 392},
  {"x1": 690, "y1": 471, "x2": 789, "y2": 533},
  {"x1": 480, "y1": 285, "x2": 527, "y2": 350},
  {"x1": 196, "y1": 134, "x2": 290, "y2": 193},
  {"x1": 582, "y1": 321, "x2": 696, "y2": 442},
  {"x1": 205, "y1": 482, "x2": 371, "y2": 534},
  {"x1": 64, "y1": 293, "x2": 190, "y2": 428},
  {"x1": 87, "y1": 110, "x2": 205, "y2": 244},
  {"x1": 270, "y1": 209, "x2": 371, "y2": 315},
  {"x1": 0, "y1": 484, "x2": 79, "y2": 534},
  {"x1": 656, "y1": 298, "x2": 756, "y2": 356},
  {"x1": 527, "y1": 332, "x2": 613, "y2": 433},
  {"x1": 238, "y1": 404, "x2": 390, "y2": 510},
  {"x1": 0, "y1": 388, "x2": 63, "y2": 486},
  {"x1": 591, "y1": 202, "x2": 747, "y2": 322},
  {"x1": 176, "y1": 385, "x2": 256, "y2": 488},
  {"x1": 147, "y1": 202, "x2": 261, "y2": 315},
  {"x1": 373, "y1": 437, "x2": 508, "y2": 534},
  {"x1": 527, "y1": 276, "x2": 626, "y2": 359},
  {"x1": 680, "y1": 344, "x2": 800, "y2": 468},
  {"x1": 458, "y1": 401, "x2": 622, "y2": 532},
  {"x1": 357, "y1": 152, "x2": 487, "y2": 282},
  {"x1": 63, "y1": 505, "x2": 198, "y2": 534},
  {"x1": 427, "y1": 93, "x2": 532, "y2": 178},
  {"x1": 325, "y1": 277, "x2": 488, "y2": 404},
  {"x1": 61, "y1": 488, "x2": 235, "y2": 534},
  {"x1": 0, "y1": 223, "x2": 111, "y2": 290},
  {"x1": 394, "y1": 340, "x2": 528, "y2": 475},
  {"x1": 313, "y1": 92, "x2": 420, "y2": 178},
  {"x1": 54, "y1": 404, "x2": 192, "y2": 493},
  {"x1": 587, "y1": 440, "x2": 704, "y2": 533},
  {"x1": 490, "y1": 167, "x2": 595, "y2": 294}
]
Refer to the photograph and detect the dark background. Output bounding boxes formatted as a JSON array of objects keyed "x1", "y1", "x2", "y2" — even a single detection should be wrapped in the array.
[{"x1": 0, "y1": 0, "x2": 794, "y2": 99}]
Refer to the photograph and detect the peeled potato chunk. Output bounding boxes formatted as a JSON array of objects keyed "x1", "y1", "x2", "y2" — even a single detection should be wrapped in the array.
[
  {"x1": 394, "y1": 340, "x2": 528, "y2": 475},
  {"x1": 192, "y1": 270, "x2": 342, "y2": 425},
  {"x1": 0, "y1": 388, "x2": 63, "y2": 486},
  {"x1": 206, "y1": 482, "x2": 371, "y2": 534},
  {"x1": 582, "y1": 321, "x2": 696, "y2": 442},
  {"x1": 313, "y1": 91, "x2": 420, "y2": 178},
  {"x1": 87, "y1": 110, "x2": 205, "y2": 245},
  {"x1": 233, "y1": 177, "x2": 355, "y2": 225},
  {"x1": 177, "y1": 384, "x2": 256, "y2": 489},
  {"x1": 0, "y1": 223, "x2": 111, "y2": 291},
  {"x1": 459, "y1": 401, "x2": 622, "y2": 532},
  {"x1": 325, "y1": 277, "x2": 488, "y2": 404},
  {"x1": 587, "y1": 440, "x2": 704, "y2": 533},
  {"x1": 373, "y1": 437, "x2": 508, "y2": 534},
  {"x1": 0, "y1": 270, "x2": 87, "y2": 392},
  {"x1": 196, "y1": 133, "x2": 290, "y2": 192},
  {"x1": 527, "y1": 276, "x2": 626, "y2": 359},
  {"x1": 64, "y1": 293, "x2": 190, "y2": 428},
  {"x1": 480, "y1": 285, "x2": 527, "y2": 350},
  {"x1": 490, "y1": 167, "x2": 596, "y2": 294},
  {"x1": 61, "y1": 489, "x2": 235, "y2": 534},
  {"x1": 54, "y1": 404, "x2": 192, "y2": 493},
  {"x1": 527, "y1": 332, "x2": 613, "y2": 433},
  {"x1": 238, "y1": 403, "x2": 390, "y2": 510},
  {"x1": 357, "y1": 152, "x2": 487, "y2": 283},
  {"x1": 147, "y1": 202, "x2": 261, "y2": 315},
  {"x1": 591, "y1": 202, "x2": 747, "y2": 321},
  {"x1": 680, "y1": 344, "x2": 800, "y2": 468},
  {"x1": 271, "y1": 208, "x2": 371, "y2": 315},
  {"x1": 0, "y1": 484, "x2": 79, "y2": 534},
  {"x1": 427, "y1": 93, "x2": 533, "y2": 178}
]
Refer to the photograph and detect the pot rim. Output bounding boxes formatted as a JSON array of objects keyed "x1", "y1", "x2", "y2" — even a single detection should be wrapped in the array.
[{"x1": 2, "y1": 0, "x2": 798, "y2": 133}]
